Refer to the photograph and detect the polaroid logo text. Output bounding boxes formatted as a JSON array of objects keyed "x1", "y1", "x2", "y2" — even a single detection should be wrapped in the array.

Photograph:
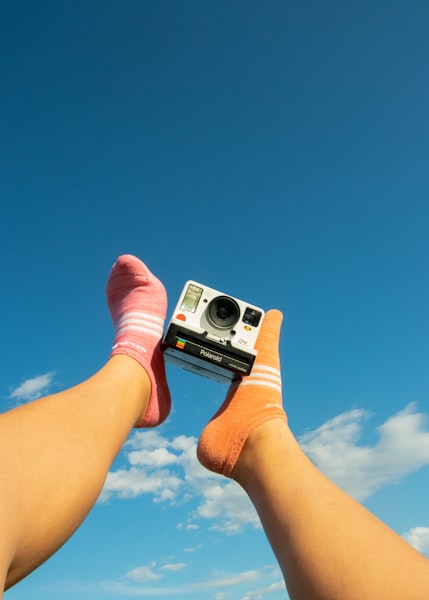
[{"x1": 200, "y1": 349, "x2": 223, "y2": 363}]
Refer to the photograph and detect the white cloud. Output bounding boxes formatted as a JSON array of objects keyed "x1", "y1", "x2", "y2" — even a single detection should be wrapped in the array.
[
  {"x1": 101, "y1": 430, "x2": 257, "y2": 532},
  {"x1": 299, "y1": 403, "x2": 429, "y2": 501},
  {"x1": 242, "y1": 579, "x2": 286, "y2": 600},
  {"x1": 102, "y1": 466, "x2": 182, "y2": 502},
  {"x1": 128, "y1": 447, "x2": 179, "y2": 468},
  {"x1": 402, "y1": 527, "x2": 429, "y2": 556},
  {"x1": 126, "y1": 563, "x2": 161, "y2": 583},
  {"x1": 9, "y1": 371, "x2": 56, "y2": 402},
  {"x1": 99, "y1": 565, "x2": 281, "y2": 597},
  {"x1": 196, "y1": 480, "x2": 259, "y2": 533},
  {"x1": 160, "y1": 563, "x2": 186, "y2": 572},
  {"x1": 101, "y1": 403, "x2": 429, "y2": 532},
  {"x1": 41, "y1": 565, "x2": 284, "y2": 598},
  {"x1": 183, "y1": 544, "x2": 202, "y2": 552},
  {"x1": 123, "y1": 561, "x2": 186, "y2": 587},
  {"x1": 177, "y1": 523, "x2": 199, "y2": 531},
  {"x1": 193, "y1": 569, "x2": 260, "y2": 589}
]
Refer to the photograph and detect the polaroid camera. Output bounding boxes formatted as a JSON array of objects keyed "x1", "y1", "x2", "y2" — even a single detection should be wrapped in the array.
[{"x1": 162, "y1": 281, "x2": 264, "y2": 383}]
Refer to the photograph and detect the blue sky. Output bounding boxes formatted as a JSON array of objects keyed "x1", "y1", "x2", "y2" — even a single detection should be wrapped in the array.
[{"x1": 1, "y1": 1, "x2": 428, "y2": 598}]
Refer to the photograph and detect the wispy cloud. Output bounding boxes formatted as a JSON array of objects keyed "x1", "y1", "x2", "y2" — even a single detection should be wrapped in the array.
[
  {"x1": 300, "y1": 402, "x2": 429, "y2": 501},
  {"x1": 127, "y1": 563, "x2": 162, "y2": 583},
  {"x1": 242, "y1": 579, "x2": 286, "y2": 600},
  {"x1": 101, "y1": 403, "x2": 429, "y2": 532},
  {"x1": 9, "y1": 371, "x2": 56, "y2": 402},
  {"x1": 160, "y1": 563, "x2": 186, "y2": 573},
  {"x1": 124, "y1": 561, "x2": 185, "y2": 584},
  {"x1": 98, "y1": 565, "x2": 282, "y2": 597},
  {"x1": 193, "y1": 568, "x2": 260, "y2": 589},
  {"x1": 40, "y1": 565, "x2": 286, "y2": 598},
  {"x1": 402, "y1": 527, "x2": 429, "y2": 556}
]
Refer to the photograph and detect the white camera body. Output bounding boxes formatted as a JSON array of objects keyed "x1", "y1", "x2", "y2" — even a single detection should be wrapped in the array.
[{"x1": 162, "y1": 280, "x2": 265, "y2": 383}]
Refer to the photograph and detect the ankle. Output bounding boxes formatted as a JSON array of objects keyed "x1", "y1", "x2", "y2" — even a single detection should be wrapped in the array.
[
  {"x1": 104, "y1": 355, "x2": 152, "y2": 427},
  {"x1": 232, "y1": 419, "x2": 293, "y2": 485}
]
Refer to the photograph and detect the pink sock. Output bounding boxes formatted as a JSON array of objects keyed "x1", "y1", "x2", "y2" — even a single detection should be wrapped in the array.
[{"x1": 106, "y1": 254, "x2": 171, "y2": 427}]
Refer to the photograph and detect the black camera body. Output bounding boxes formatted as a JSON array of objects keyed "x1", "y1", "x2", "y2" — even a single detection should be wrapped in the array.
[{"x1": 162, "y1": 281, "x2": 264, "y2": 383}]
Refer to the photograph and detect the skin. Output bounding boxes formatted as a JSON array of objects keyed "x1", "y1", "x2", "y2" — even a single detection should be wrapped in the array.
[
  {"x1": 0, "y1": 355, "x2": 428, "y2": 598},
  {"x1": 234, "y1": 419, "x2": 429, "y2": 600},
  {"x1": 0, "y1": 355, "x2": 149, "y2": 591}
]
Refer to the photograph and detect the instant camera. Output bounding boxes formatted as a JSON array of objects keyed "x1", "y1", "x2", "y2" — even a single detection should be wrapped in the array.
[{"x1": 162, "y1": 281, "x2": 264, "y2": 383}]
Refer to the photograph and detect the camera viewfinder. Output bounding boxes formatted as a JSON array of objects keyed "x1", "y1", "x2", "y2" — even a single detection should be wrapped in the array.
[{"x1": 242, "y1": 307, "x2": 262, "y2": 328}]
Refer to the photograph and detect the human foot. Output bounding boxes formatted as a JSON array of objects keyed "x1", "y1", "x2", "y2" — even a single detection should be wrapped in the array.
[
  {"x1": 197, "y1": 309, "x2": 287, "y2": 477},
  {"x1": 106, "y1": 254, "x2": 171, "y2": 427}
]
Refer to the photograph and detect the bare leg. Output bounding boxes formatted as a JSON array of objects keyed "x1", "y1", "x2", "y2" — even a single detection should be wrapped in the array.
[
  {"x1": 234, "y1": 420, "x2": 429, "y2": 600},
  {"x1": 198, "y1": 310, "x2": 429, "y2": 600},
  {"x1": 0, "y1": 356, "x2": 148, "y2": 590},
  {"x1": 0, "y1": 254, "x2": 171, "y2": 593}
]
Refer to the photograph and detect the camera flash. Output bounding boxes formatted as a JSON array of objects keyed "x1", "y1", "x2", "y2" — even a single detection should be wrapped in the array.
[{"x1": 181, "y1": 283, "x2": 203, "y2": 313}]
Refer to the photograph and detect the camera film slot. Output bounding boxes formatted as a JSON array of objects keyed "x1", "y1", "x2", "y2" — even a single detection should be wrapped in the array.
[{"x1": 172, "y1": 332, "x2": 253, "y2": 374}]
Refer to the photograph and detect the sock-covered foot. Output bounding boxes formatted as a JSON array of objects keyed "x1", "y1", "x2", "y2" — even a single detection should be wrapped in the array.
[
  {"x1": 106, "y1": 254, "x2": 171, "y2": 427},
  {"x1": 197, "y1": 309, "x2": 287, "y2": 478}
]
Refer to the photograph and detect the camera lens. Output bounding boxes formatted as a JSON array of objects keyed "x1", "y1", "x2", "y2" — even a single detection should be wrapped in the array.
[{"x1": 207, "y1": 296, "x2": 240, "y2": 329}]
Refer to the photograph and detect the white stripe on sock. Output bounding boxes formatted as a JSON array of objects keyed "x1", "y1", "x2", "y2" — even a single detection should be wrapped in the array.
[
  {"x1": 115, "y1": 311, "x2": 164, "y2": 337},
  {"x1": 248, "y1": 365, "x2": 281, "y2": 382},
  {"x1": 239, "y1": 364, "x2": 282, "y2": 392},
  {"x1": 116, "y1": 311, "x2": 164, "y2": 326},
  {"x1": 251, "y1": 365, "x2": 280, "y2": 375},
  {"x1": 116, "y1": 323, "x2": 164, "y2": 337},
  {"x1": 240, "y1": 379, "x2": 282, "y2": 393},
  {"x1": 247, "y1": 372, "x2": 282, "y2": 384}
]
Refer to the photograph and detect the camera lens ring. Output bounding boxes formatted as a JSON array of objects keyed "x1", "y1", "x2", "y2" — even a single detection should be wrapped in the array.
[{"x1": 207, "y1": 296, "x2": 240, "y2": 330}]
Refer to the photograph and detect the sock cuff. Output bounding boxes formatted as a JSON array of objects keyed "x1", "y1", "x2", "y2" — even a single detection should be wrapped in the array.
[
  {"x1": 114, "y1": 311, "x2": 165, "y2": 335},
  {"x1": 240, "y1": 365, "x2": 282, "y2": 393}
]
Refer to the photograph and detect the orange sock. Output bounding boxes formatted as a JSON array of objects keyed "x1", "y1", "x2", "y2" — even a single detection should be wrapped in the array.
[{"x1": 197, "y1": 309, "x2": 287, "y2": 478}]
